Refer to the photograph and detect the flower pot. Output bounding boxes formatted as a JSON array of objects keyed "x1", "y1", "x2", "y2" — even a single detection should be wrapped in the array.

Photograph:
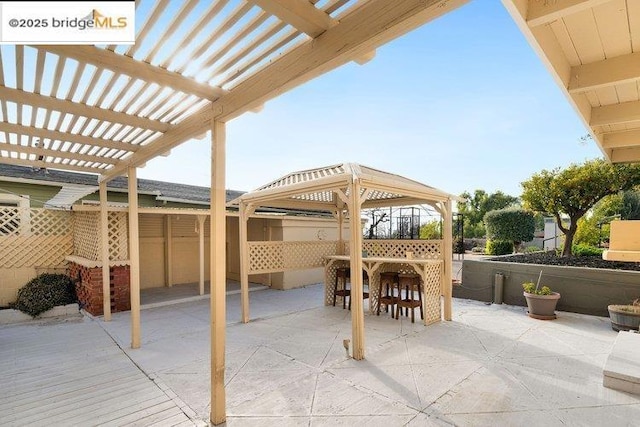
[
  {"x1": 523, "y1": 291, "x2": 561, "y2": 320},
  {"x1": 608, "y1": 305, "x2": 640, "y2": 332}
]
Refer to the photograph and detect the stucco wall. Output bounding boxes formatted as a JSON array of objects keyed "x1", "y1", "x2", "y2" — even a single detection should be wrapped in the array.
[{"x1": 459, "y1": 259, "x2": 640, "y2": 316}]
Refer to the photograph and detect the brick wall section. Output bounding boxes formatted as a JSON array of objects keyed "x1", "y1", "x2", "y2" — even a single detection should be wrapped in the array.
[{"x1": 68, "y1": 262, "x2": 130, "y2": 316}]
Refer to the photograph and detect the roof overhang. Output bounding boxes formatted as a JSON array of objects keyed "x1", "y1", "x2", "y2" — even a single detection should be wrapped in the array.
[{"x1": 502, "y1": 0, "x2": 640, "y2": 163}]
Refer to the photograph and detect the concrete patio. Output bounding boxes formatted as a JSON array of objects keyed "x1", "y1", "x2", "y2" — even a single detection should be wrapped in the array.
[{"x1": 2, "y1": 284, "x2": 639, "y2": 426}]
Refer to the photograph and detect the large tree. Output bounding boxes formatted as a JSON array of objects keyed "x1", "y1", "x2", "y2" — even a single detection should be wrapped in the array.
[
  {"x1": 521, "y1": 159, "x2": 640, "y2": 257},
  {"x1": 457, "y1": 189, "x2": 518, "y2": 237}
]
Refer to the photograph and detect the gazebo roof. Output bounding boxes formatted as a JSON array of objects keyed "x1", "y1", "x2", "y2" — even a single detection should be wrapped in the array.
[{"x1": 230, "y1": 162, "x2": 459, "y2": 211}]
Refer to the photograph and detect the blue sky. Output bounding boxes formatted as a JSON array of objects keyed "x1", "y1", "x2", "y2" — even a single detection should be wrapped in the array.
[{"x1": 137, "y1": 1, "x2": 603, "y2": 198}]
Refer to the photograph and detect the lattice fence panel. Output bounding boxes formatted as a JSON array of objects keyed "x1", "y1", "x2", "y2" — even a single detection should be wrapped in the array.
[
  {"x1": 422, "y1": 263, "x2": 443, "y2": 325},
  {"x1": 73, "y1": 211, "x2": 100, "y2": 260},
  {"x1": 109, "y1": 212, "x2": 128, "y2": 261},
  {"x1": 362, "y1": 239, "x2": 442, "y2": 259},
  {"x1": 248, "y1": 240, "x2": 339, "y2": 274},
  {"x1": 0, "y1": 208, "x2": 72, "y2": 268}
]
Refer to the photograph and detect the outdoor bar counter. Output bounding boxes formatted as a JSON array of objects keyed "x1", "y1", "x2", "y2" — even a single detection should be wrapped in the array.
[{"x1": 324, "y1": 254, "x2": 444, "y2": 325}]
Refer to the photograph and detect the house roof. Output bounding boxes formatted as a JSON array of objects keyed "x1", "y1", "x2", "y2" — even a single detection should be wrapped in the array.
[
  {"x1": 503, "y1": 1, "x2": 640, "y2": 164},
  {"x1": 0, "y1": 163, "x2": 244, "y2": 206},
  {"x1": 231, "y1": 162, "x2": 459, "y2": 211}
]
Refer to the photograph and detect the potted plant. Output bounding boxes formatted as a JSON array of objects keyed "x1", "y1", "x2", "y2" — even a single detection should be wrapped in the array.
[
  {"x1": 608, "y1": 299, "x2": 640, "y2": 331},
  {"x1": 522, "y1": 273, "x2": 561, "y2": 320}
]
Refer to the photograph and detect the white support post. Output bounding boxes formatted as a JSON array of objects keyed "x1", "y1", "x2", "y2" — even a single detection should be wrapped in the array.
[
  {"x1": 239, "y1": 202, "x2": 250, "y2": 323},
  {"x1": 210, "y1": 120, "x2": 226, "y2": 425},
  {"x1": 197, "y1": 215, "x2": 207, "y2": 296},
  {"x1": 99, "y1": 181, "x2": 111, "y2": 321},
  {"x1": 443, "y1": 199, "x2": 453, "y2": 321},
  {"x1": 128, "y1": 167, "x2": 141, "y2": 349},
  {"x1": 348, "y1": 180, "x2": 365, "y2": 360}
]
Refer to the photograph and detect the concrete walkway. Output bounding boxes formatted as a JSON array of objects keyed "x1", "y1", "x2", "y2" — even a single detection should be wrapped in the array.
[{"x1": 2, "y1": 285, "x2": 639, "y2": 426}]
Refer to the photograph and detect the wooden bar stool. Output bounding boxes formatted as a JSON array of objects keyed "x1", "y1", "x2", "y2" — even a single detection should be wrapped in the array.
[
  {"x1": 396, "y1": 273, "x2": 423, "y2": 323},
  {"x1": 332, "y1": 267, "x2": 351, "y2": 309},
  {"x1": 377, "y1": 272, "x2": 399, "y2": 317}
]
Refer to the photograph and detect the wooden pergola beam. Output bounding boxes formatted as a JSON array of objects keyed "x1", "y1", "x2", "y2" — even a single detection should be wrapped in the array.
[
  {"x1": 0, "y1": 154, "x2": 107, "y2": 174},
  {"x1": 0, "y1": 122, "x2": 140, "y2": 153},
  {"x1": 39, "y1": 45, "x2": 225, "y2": 101},
  {"x1": 568, "y1": 51, "x2": 640, "y2": 94},
  {"x1": 526, "y1": 0, "x2": 614, "y2": 27},
  {"x1": 101, "y1": 0, "x2": 469, "y2": 181},
  {"x1": 249, "y1": 0, "x2": 336, "y2": 37},
  {"x1": 0, "y1": 143, "x2": 116, "y2": 165},
  {"x1": 0, "y1": 86, "x2": 169, "y2": 133}
]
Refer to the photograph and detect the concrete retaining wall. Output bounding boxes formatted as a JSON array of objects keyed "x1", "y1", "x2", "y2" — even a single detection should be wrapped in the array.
[{"x1": 458, "y1": 259, "x2": 640, "y2": 317}]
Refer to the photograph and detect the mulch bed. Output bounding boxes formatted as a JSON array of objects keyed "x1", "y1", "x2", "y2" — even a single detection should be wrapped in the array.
[{"x1": 488, "y1": 252, "x2": 640, "y2": 272}]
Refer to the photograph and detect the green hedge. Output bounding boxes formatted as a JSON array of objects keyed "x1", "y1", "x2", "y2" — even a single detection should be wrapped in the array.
[
  {"x1": 486, "y1": 240, "x2": 514, "y2": 256},
  {"x1": 11, "y1": 273, "x2": 77, "y2": 317},
  {"x1": 572, "y1": 244, "x2": 604, "y2": 257}
]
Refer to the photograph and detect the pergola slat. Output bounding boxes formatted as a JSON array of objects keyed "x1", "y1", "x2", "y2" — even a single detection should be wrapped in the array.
[{"x1": 40, "y1": 46, "x2": 224, "y2": 100}]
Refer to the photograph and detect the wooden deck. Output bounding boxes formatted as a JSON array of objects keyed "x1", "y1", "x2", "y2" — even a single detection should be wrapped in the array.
[{"x1": 0, "y1": 317, "x2": 198, "y2": 426}]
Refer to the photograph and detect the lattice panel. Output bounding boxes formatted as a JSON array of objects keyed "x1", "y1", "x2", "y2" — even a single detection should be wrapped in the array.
[
  {"x1": 362, "y1": 240, "x2": 442, "y2": 259},
  {"x1": 108, "y1": 212, "x2": 128, "y2": 261},
  {"x1": 422, "y1": 263, "x2": 443, "y2": 325},
  {"x1": 248, "y1": 240, "x2": 339, "y2": 274},
  {"x1": 73, "y1": 211, "x2": 100, "y2": 260},
  {"x1": 0, "y1": 208, "x2": 72, "y2": 268}
]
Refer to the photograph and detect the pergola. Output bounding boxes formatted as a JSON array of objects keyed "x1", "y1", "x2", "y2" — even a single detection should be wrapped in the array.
[
  {"x1": 232, "y1": 162, "x2": 458, "y2": 359},
  {"x1": 3, "y1": 0, "x2": 640, "y2": 424}
]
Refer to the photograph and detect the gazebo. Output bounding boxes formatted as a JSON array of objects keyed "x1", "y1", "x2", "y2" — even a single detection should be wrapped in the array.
[{"x1": 231, "y1": 163, "x2": 459, "y2": 360}]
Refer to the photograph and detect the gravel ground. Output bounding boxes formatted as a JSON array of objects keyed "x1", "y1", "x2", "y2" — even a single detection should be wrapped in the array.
[{"x1": 488, "y1": 251, "x2": 640, "y2": 272}]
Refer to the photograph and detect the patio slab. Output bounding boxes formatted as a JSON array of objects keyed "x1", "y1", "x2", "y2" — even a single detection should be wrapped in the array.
[{"x1": 2, "y1": 284, "x2": 639, "y2": 426}]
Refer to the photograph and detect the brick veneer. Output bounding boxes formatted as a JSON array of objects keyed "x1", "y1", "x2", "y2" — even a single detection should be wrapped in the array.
[{"x1": 68, "y1": 262, "x2": 130, "y2": 316}]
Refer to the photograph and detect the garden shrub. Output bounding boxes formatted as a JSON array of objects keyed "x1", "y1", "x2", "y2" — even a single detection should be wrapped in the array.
[
  {"x1": 572, "y1": 243, "x2": 604, "y2": 257},
  {"x1": 485, "y1": 240, "x2": 513, "y2": 256},
  {"x1": 523, "y1": 245, "x2": 542, "y2": 253},
  {"x1": 11, "y1": 273, "x2": 77, "y2": 317}
]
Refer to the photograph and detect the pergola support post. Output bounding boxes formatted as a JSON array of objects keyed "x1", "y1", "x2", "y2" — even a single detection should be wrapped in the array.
[
  {"x1": 197, "y1": 215, "x2": 207, "y2": 296},
  {"x1": 442, "y1": 199, "x2": 453, "y2": 321},
  {"x1": 99, "y1": 181, "x2": 111, "y2": 321},
  {"x1": 210, "y1": 121, "x2": 226, "y2": 425},
  {"x1": 239, "y1": 202, "x2": 252, "y2": 323},
  {"x1": 165, "y1": 215, "x2": 173, "y2": 287},
  {"x1": 128, "y1": 167, "x2": 141, "y2": 349},
  {"x1": 348, "y1": 180, "x2": 365, "y2": 360}
]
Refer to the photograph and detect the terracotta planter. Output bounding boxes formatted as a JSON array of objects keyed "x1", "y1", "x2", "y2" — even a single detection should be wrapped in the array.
[
  {"x1": 523, "y1": 291, "x2": 561, "y2": 320},
  {"x1": 608, "y1": 305, "x2": 640, "y2": 332}
]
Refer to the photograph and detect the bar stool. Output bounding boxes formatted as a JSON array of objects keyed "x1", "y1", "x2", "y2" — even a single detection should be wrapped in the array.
[
  {"x1": 332, "y1": 267, "x2": 351, "y2": 309},
  {"x1": 377, "y1": 272, "x2": 399, "y2": 317},
  {"x1": 396, "y1": 273, "x2": 423, "y2": 323}
]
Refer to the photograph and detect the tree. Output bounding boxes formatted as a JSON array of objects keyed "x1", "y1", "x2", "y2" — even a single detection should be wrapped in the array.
[
  {"x1": 521, "y1": 159, "x2": 640, "y2": 257},
  {"x1": 456, "y1": 190, "x2": 519, "y2": 238},
  {"x1": 484, "y1": 208, "x2": 535, "y2": 252},
  {"x1": 419, "y1": 220, "x2": 441, "y2": 239}
]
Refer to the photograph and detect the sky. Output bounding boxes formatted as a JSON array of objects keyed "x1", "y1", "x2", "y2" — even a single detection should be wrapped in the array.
[{"x1": 136, "y1": 1, "x2": 604, "y2": 199}]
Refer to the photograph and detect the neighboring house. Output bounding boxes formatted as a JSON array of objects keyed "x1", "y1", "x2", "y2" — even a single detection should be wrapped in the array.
[{"x1": 0, "y1": 164, "x2": 338, "y2": 310}]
